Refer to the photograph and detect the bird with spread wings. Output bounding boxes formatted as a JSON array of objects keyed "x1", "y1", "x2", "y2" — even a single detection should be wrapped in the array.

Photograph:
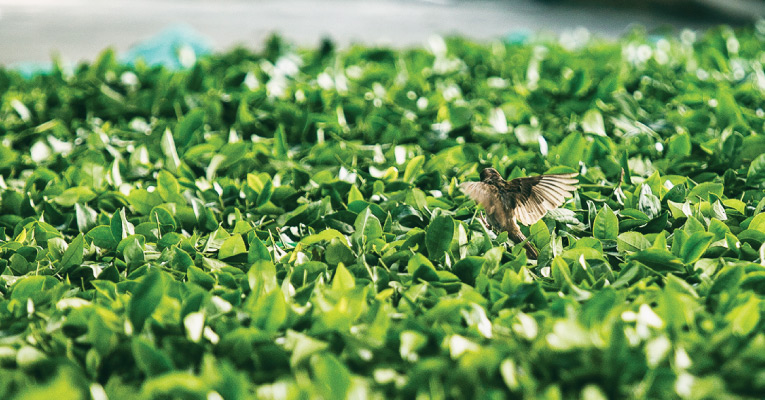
[{"x1": 460, "y1": 168, "x2": 578, "y2": 259}]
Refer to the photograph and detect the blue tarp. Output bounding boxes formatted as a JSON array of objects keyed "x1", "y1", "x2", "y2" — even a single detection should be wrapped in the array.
[
  {"x1": 121, "y1": 24, "x2": 212, "y2": 69},
  {"x1": 11, "y1": 23, "x2": 212, "y2": 77}
]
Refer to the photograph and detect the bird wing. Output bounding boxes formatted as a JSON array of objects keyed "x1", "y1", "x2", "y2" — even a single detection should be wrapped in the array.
[
  {"x1": 460, "y1": 181, "x2": 511, "y2": 229},
  {"x1": 508, "y1": 173, "x2": 578, "y2": 226}
]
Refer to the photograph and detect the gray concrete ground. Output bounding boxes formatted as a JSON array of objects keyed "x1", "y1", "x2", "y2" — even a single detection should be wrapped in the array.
[{"x1": 0, "y1": 0, "x2": 761, "y2": 65}]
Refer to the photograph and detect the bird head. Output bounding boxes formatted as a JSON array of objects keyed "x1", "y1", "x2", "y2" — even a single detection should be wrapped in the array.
[{"x1": 480, "y1": 168, "x2": 502, "y2": 183}]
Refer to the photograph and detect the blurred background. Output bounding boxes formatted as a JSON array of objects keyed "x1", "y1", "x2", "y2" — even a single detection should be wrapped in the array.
[{"x1": 1, "y1": 0, "x2": 763, "y2": 66}]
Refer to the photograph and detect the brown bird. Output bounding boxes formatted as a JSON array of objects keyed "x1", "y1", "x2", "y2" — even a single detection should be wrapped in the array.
[{"x1": 460, "y1": 168, "x2": 578, "y2": 259}]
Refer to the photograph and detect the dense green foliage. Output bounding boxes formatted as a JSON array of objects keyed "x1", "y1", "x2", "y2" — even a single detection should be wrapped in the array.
[{"x1": 1, "y1": 25, "x2": 765, "y2": 399}]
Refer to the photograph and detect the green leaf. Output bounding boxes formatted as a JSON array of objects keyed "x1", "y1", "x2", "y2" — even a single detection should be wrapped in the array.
[
  {"x1": 501, "y1": 359, "x2": 520, "y2": 391},
  {"x1": 709, "y1": 266, "x2": 744, "y2": 298},
  {"x1": 256, "y1": 178, "x2": 273, "y2": 207},
  {"x1": 132, "y1": 338, "x2": 173, "y2": 375},
  {"x1": 183, "y1": 312, "x2": 205, "y2": 342},
  {"x1": 217, "y1": 141, "x2": 249, "y2": 168},
  {"x1": 708, "y1": 218, "x2": 731, "y2": 240},
  {"x1": 86, "y1": 225, "x2": 118, "y2": 250},
  {"x1": 129, "y1": 189, "x2": 163, "y2": 215},
  {"x1": 310, "y1": 354, "x2": 351, "y2": 400},
  {"x1": 662, "y1": 183, "x2": 687, "y2": 204},
  {"x1": 47, "y1": 237, "x2": 68, "y2": 261},
  {"x1": 553, "y1": 132, "x2": 587, "y2": 168},
  {"x1": 187, "y1": 264, "x2": 215, "y2": 289},
  {"x1": 637, "y1": 184, "x2": 661, "y2": 220},
  {"x1": 11, "y1": 364, "x2": 82, "y2": 399},
  {"x1": 453, "y1": 256, "x2": 484, "y2": 285},
  {"x1": 175, "y1": 108, "x2": 205, "y2": 149},
  {"x1": 123, "y1": 236, "x2": 145, "y2": 268},
  {"x1": 399, "y1": 330, "x2": 427, "y2": 362},
  {"x1": 446, "y1": 104, "x2": 471, "y2": 128},
  {"x1": 721, "y1": 130, "x2": 743, "y2": 164},
  {"x1": 630, "y1": 248, "x2": 685, "y2": 272},
  {"x1": 514, "y1": 125, "x2": 541, "y2": 145},
  {"x1": 9, "y1": 253, "x2": 31, "y2": 275},
  {"x1": 687, "y1": 182, "x2": 724, "y2": 202},
  {"x1": 747, "y1": 153, "x2": 765, "y2": 187},
  {"x1": 326, "y1": 238, "x2": 355, "y2": 266},
  {"x1": 204, "y1": 226, "x2": 231, "y2": 252},
  {"x1": 248, "y1": 289, "x2": 287, "y2": 333},
  {"x1": 301, "y1": 229, "x2": 346, "y2": 245},
  {"x1": 353, "y1": 207, "x2": 383, "y2": 246},
  {"x1": 248, "y1": 236, "x2": 272, "y2": 263},
  {"x1": 671, "y1": 230, "x2": 688, "y2": 257},
  {"x1": 128, "y1": 269, "x2": 164, "y2": 331},
  {"x1": 617, "y1": 232, "x2": 651, "y2": 254},
  {"x1": 219, "y1": 234, "x2": 247, "y2": 259},
  {"x1": 551, "y1": 256, "x2": 591, "y2": 300},
  {"x1": 403, "y1": 155, "x2": 426, "y2": 183},
  {"x1": 726, "y1": 295, "x2": 761, "y2": 336},
  {"x1": 111, "y1": 208, "x2": 134, "y2": 241},
  {"x1": 581, "y1": 109, "x2": 606, "y2": 136},
  {"x1": 426, "y1": 214, "x2": 454, "y2": 259},
  {"x1": 683, "y1": 216, "x2": 706, "y2": 235},
  {"x1": 749, "y1": 213, "x2": 765, "y2": 234},
  {"x1": 273, "y1": 124, "x2": 288, "y2": 158},
  {"x1": 332, "y1": 263, "x2": 356, "y2": 291},
  {"x1": 593, "y1": 204, "x2": 618, "y2": 240},
  {"x1": 157, "y1": 170, "x2": 181, "y2": 202},
  {"x1": 53, "y1": 186, "x2": 97, "y2": 207},
  {"x1": 150, "y1": 206, "x2": 178, "y2": 232},
  {"x1": 619, "y1": 151, "x2": 632, "y2": 184},
  {"x1": 141, "y1": 372, "x2": 206, "y2": 399},
  {"x1": 75, "y1": 203, "x2": 98, "y2": 232},
  {"x1": 58, "y1": 233, "x2": 84, "y2": 274},
  {"x1": 667, "y1": 131, "x2": 691, "y2": 158},
  {"x1": 530, "y1": 219, "x2": 551, "y2": 249},
  {"x1": 680, "y1": 232, "x2": 714, "y2": 264},
  {"x1": 206, "y1": 154, "x2": 225, "y2": 181},
  {"x1": 32, "y1": 221, "x2": 63, "y2": 244},
  {"x1": 10, "y1": 276, "x2": 58, "y2": 300},
  {"x1": 161, "y1": 128, "x2": 181, "y2": 173},
  {"x1": 284, "y1": 331, "x2": 328, "y2": 368},
  {"x1": 0, "y1": 144, "x2": 19, "y2": 169},
  {"x1": 348, "y1": 185, "x2": 364, "y2": 203},
  {"x1": 410, "y1": 253, "x2": 438, "y2": 282},
  {"x1": 723, "y1": 199, "x2": 746, "y2": 215},
  {"x1": 248, "y1": 259, "x2": 277, "y2": 296}
]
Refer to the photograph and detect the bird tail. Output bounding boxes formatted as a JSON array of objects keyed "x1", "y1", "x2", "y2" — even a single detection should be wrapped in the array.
[{"x1": 509, "y1": 230, "x2": 539, "y2": 259}]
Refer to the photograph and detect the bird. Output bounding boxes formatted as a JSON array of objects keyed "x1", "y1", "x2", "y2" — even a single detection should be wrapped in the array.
[{"x1": 460, "y1": 168, "x2": 578, "y2": 259}]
